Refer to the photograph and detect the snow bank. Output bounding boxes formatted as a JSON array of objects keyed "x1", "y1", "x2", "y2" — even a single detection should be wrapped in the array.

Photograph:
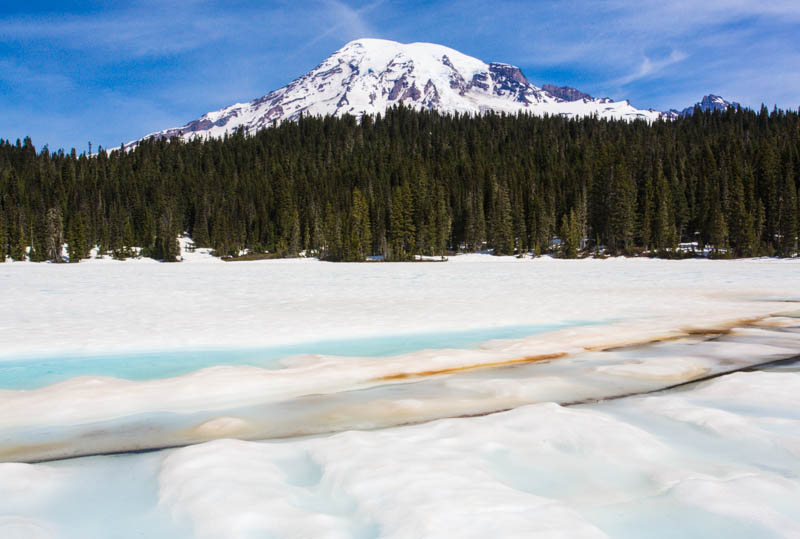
[{"x1": 152, "y1": 371, "x2": 800, "y2": 539}]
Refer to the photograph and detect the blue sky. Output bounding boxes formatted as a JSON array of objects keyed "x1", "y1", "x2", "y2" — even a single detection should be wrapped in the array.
[{"x1": 2, "y1": 0, "x2": 799, "y2": 152}]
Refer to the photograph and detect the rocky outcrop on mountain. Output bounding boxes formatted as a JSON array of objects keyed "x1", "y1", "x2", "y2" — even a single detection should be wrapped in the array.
[{"x1": 541, "y1": 84, "x2": 594, "y2": 102}]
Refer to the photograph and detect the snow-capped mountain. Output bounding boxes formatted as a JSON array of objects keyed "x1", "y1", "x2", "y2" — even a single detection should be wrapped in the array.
[
  {"x1": 681, "y1": 94, "x2": 741, "y2": 115},
  {"x1": 131, "y1": 39, "x2": 733, "y2": 146}
]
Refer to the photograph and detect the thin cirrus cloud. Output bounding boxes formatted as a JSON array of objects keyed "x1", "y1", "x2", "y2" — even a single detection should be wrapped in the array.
[
  {"x1": 0, "y1": 0, "x2": 798, "y2": 152},
  {"x1": 614, "y1": 50, "x2": 690, "y2": 87},
  {"x1": 296, "y1": 0, "x2": 385, "y2": 53}
]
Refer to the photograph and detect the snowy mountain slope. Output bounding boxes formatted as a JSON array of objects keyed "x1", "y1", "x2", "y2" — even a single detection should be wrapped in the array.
[{"x1": 132, "y1": 39, "x2": 672, "y2": 146}]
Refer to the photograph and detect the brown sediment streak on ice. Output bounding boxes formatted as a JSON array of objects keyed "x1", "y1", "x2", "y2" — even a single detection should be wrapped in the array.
[
  {"x1": 584, "y1": 334, "x2": 685, "y2": 352},
  {"x1": 371, "y1": 352, "x2": 567, "y2": 381},
  {"x1": 587, "y1": 316, "x2": 778, "y2": 352},
  {"x1": 0, "y1": 441, "x2": 70, "y2": 462},
  {"x1": 683, "y1": 315, "x2": 768, "y2": 334}
]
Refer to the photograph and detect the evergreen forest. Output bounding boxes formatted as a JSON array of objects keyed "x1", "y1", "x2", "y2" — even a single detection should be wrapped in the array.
[{"x1": 0, "y1": 104, "x2": 798, "y2": 263}]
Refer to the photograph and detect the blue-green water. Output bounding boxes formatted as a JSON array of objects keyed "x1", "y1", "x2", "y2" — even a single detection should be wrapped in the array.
[{"x1": 0, "y1": 323, "x2": 586, "y2": 390}]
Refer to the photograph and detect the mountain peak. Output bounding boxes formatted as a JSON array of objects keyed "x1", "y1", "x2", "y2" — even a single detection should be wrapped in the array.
[{"x1": 682, "y1": 94, "x2": 740, "y2": 115}]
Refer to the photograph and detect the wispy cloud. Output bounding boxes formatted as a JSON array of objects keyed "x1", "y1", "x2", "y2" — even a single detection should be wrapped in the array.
[
  {"x1": 292, "y1": 0, "x2": 385, "y2": 56},
  {"x1": 615, "y1": 50, "x2": 689, "y2": 86}
]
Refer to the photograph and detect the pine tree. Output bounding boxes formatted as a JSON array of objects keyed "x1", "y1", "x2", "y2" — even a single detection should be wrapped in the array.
[
  {"x1": 434, "y1": 188, "x2": 450, "y2": 258},
  {"x1": 321, "y1": 202, "x2": 342, "y2": 260},
  {"x1": 45, "y1": 207, "x2": 64, "y2": 262},
  {"x1": 289, "y1": 208, "x2": 301, "y2": 256},
  {"x1": 778, "y1": 172, "x2": 798, "y2": 256},
  {"x1": 653, "y1": 163, "x2": 675, "y2": 251},
  {"x1": 347, "y1": 187, "x2": 371, "y2": 260},
  {"x1": 728, "y1": 174, "x2": 756, "y2": 256},
  {"x1": 609, "y1": 161, "x2": 636, "y2": 254},
  {"x1": 491, "y1": 184, "x2": 514, "y2": 255},
  {"x1": 192, "y1": 203, "x2": 210, "y2": 247},
  {"x1": 757, "y1": 141, "x2": 780, "y2": 249},
  {"x1": 66, "y1": 213, "x2": 87, "y2": 263},
  {"x1": 11, "y1": 221, "x2": 26, "y2": 261},
  {"x1": 709, "y1": 202, "x2": 729, "y2": 254},
  {"x1": 639, "y1": 174, "x2": 654, "y2": 251},
  {"x1": 560, "y1": 209, "x2": 581, "y2": 258},
  {"x1": 0, "y1": 212, "x2": 7, "y2": 262},
  {"x1": 389, "y1": 183, "x2": 415, "y2": 260},
  {"x1": 154, "y1": 208, "x2": 180, "y2": 262}
]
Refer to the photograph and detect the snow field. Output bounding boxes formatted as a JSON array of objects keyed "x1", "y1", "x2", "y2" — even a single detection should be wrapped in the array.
[{"x1": 1, "y1": 255, "x2": 797, "y2": 359}]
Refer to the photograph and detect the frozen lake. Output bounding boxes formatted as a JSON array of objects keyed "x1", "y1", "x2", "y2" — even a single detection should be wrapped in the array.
[{"x1": 1, "y1": 255, "x2": 799, "y2": 537}]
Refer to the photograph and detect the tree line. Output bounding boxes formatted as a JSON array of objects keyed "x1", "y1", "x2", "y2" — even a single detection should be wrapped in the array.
[{"x1": 0, "y1": 104, "x2": 798, "y2": 262}]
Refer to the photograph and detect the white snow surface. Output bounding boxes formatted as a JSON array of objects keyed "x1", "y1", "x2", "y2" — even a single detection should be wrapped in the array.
[
  {"x1": 1, "y1": 371, "x2": 799, "y2": 538},
  {"x1": 132, "y1": 39, "x2": 665, "y2": 146}
]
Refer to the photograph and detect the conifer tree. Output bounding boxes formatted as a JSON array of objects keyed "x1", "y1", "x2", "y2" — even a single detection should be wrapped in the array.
[
  {"x1": 709, "y1": 202, "x2": 729, "y2": 254},
  {"x1": 778, "y1": 172, "x2": 798, "y2": 256},
  {"x1": 757, "y1": 141, "x2": 779, "y2": 248},
  {"x1": 491, "y1": 184, "x2": 514, "y2": 255},
  {"x1": 389, "y1": 183, "x2": 415, "y2": 260},
  {"x1": 289, "y1": 208, "x2": 301, "y2": 256},
  {"x1": 653, "y1": 164, "x2": 675, "y2": 252},
  {"x1": 192, "y1": 203, "x2": 210, "y2": 247},
  {"x1": 434, "y1": 188, "x2": 451, "y2": 258},
  {"x1": 0, "y1": 212, "x2": 7, "y2": 262},
  {"x1": 322, "y1": 202, "x2": 343, "y2": 260},
  {"x1": 45, "y1": 207, "x2": 64, "y2": 262},
  {"x1": 347, "y1": 187, "x2": 371, "y2": 261},
  {"x1": 609, "y1": 161, "x2": 636, "y2": 254},
  {"x1": 11, "y1": 221, "x2": 26, "y2": 261},
  {"x1": 154, "y1": 208, "x2": 180, "y2": 262},
  {"x1": 639, "y1": 174, "x2": 654, "y2": 251},
  {"x1": 560, "y1": 209, "x2": 581, "y2": 258}
]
